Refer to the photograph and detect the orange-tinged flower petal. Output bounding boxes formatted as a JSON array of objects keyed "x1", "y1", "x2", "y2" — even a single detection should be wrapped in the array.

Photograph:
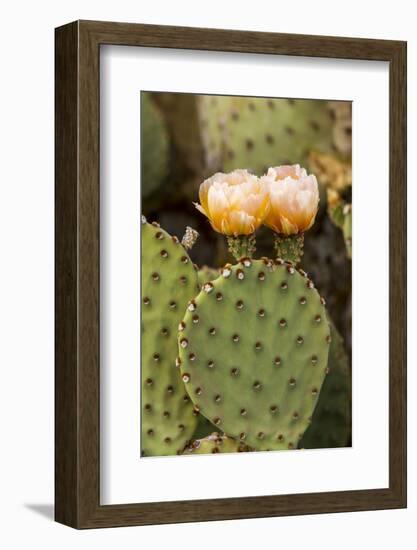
[
  {"x1": 261, "y1": 164, "x2": 319, "y2": 235},
  {"x1": 194, "y1": 170, "x2": 269, "y2": 236},
  {"x1": 193, "y1": 202, "x2": 209, "y2": 218}
]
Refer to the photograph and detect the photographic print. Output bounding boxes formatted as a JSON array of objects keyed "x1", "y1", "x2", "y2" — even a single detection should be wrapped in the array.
[
  {"x1": 55, "y1": 21, "x2": 406, "y2": 527},
  {"x1": 141, "y1": 92, "x2": 352, "y2": 458}
]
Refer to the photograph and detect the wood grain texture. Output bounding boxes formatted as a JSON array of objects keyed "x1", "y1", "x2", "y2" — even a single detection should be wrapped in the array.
[
  {"x1": 388, "y1": 41, "x2": 407, "y2": 505},
  {"x1": 55, "y1": 20, "x2": 407, "y2": 529},
  {"x1": 55, "y1": 21, "x2": 79, "y2": 527}
]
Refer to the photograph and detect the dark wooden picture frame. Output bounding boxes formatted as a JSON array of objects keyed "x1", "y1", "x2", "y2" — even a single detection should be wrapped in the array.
[{"x1": 55, "y1": 20, "x2": 407, "y2": 529}]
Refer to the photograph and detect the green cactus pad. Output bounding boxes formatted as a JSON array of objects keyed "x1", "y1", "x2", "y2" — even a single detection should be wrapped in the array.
[
  {"x1": 343, "y1": 207, "x2": 352, "y2": 259},
  {"x1": 183, "y1": 433, "x2": 252, "y2": 455},
  {"x1": 300, "y1": 321, "x2": 351, "y2": 449},
  {"x1": 141, "y1": 219, "x2": 199, "y2": 456},
  {"x1": 199, "y1": 96, "x2": 334, "y2": 175},
  {"x1": 178, "y1": 258, "x2": 330, "y2": 451},
  {"x1": 328, "y1": 197, "x2": 352, "y2": 260},
  {"x1": 141, "y1": 94, "x2": 169, "y2": 198},
  {"x1": 197, "y1": 266, "x2": 220, "y2": 289}
]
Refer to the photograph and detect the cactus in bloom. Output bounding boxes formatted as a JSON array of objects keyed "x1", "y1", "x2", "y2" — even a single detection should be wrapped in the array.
[
  {"x1": 300, "y1": 321, "x2": 351, "y2": 448},
  {"x1": 183, "y1": 433, "x2": 252, "y2": 455},
  {"x1": 141, "y1": 219, "x2": 199, "y2": 456},
  {"x1": 178, "y1": 258, "x2": 330, "y2": 451}
]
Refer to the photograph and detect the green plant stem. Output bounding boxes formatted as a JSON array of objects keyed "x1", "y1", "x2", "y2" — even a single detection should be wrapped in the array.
[
  {"x1": 274, "y1": 233, "x2": 304, "y2": 265},
  {"x1": 226, "y1": 234, "x2": 256, "y2": 261}
]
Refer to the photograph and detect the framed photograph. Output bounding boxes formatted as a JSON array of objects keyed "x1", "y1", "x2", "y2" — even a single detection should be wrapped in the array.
[{"x1": 55, "y1": 20, "x2": 407, "y2": 528}]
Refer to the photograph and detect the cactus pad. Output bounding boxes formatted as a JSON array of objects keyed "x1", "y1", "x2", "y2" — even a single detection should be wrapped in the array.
[
  {"x1": 141, "y1": 219, "x2": 199, "y2": 456},
  {"x1": 178, "y1": 259, "x2": 330, "y2": 451},
  {"x1": 141, "y1": 94, "x2": 169, "y2": 198},
  {"x1": 199, "y1": 96, "x2": 334, "y2": 175},
  {"x1": 300, "y1": 321, "x2": 351, "y2": 448},
  {"x1": 183, "y1": 433, "x2": 252, "y2": 455},
  {"x1": 342, "y1": 207, "x2": 352, "y2": 259},
  {"x1": 197, "y1": 266, "x2": 220, "y2": 289}
]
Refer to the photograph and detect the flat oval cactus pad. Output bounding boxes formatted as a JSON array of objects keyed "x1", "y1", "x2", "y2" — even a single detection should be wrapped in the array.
[
  {"x1": 141, "y1": 219, "x2": 199, "y2": 456},
  {"x1": 178, "y1": 258, "x2": 330, "y2": 451}
]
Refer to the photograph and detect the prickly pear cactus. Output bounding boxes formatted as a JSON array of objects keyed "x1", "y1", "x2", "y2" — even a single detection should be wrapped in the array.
[
  {"x1": 183, "y1": 433, "x2": 251, "y2": 455},
  {"x1": 197, "y1": 266, "x2": 220, "y2": 288},
  {"x1": 328, "y1": 101, "x2": 352, "y2": 156},
  {"x1": 141, "y1": 94, "x2": 169, "y2": 198},
  {"x1": 300, "y1": 321, "x2": 351, "y2": 449},
  {"x1": 178, "y1": 258, "x2": 331, "y2": 451},
  {"x1": 152, "y1": 92, "x2": 215, "y2": 176},
  {"x1": 199, "y1": 96, "x2": 335, "y2": 175},
  {"x1": 342, "y1": 207, "x2": 352, "y2": 259},
  {"x1": 327, "y1": 190, "x2": 352, "y2": 260},
  {"x1": 141, "y1": 219, "x2": 199, "y2": 456}
]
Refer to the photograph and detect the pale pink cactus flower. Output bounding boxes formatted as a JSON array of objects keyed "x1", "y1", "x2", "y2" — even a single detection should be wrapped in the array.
[
  {"x1": 261, "y1": 164, "x2": 319, "y2": 235},
  {"x1": 194, "y1": 169, "x2": 269, "y2": 236}
]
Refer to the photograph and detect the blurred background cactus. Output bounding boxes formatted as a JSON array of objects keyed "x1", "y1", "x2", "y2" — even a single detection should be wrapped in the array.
[
  {"x1": 141, "y1": 91, "x2": 352, "y2": 454},
  {"x1": 140, "y1": 94, "x2": 169, "y2": 199}
]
